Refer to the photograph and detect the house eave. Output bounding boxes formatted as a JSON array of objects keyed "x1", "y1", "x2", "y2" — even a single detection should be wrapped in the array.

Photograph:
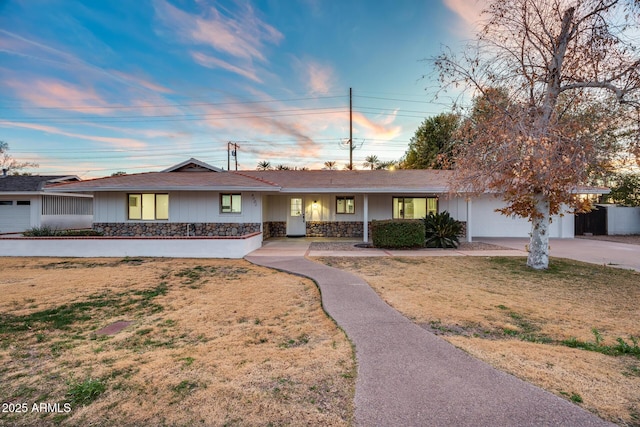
[{"x1": 43, "y1": 186, "x2": 280, "y2": 193}]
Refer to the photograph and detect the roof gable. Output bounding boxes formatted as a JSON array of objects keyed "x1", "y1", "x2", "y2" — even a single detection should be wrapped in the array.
[{"x1": 162, "y1": 158, "x2": 223, "y2": 173}]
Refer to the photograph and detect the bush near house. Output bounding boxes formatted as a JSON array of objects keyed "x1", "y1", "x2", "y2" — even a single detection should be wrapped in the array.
[
  {"x1": 424, "y1": 211, "x2": 462, "y2": 249},
  {"x1": 371, "y1": 220, "x2": 425, "y2": 248},
  {"x1": 22, "y1": 226, "x2": 102, "y2": 237}
]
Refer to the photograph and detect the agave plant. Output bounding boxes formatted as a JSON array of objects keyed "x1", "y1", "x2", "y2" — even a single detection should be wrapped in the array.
[{"x1": 423, "y1": 211, "x2": 462, "y2": 248}]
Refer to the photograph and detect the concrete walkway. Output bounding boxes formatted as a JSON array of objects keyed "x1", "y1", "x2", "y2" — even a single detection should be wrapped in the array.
[
  {"x1": 246, "y1": 239, "x2": 614, "y2": 426},
  {"x1": 477, "y1": 237, "x2": 640, "y2": 272}
]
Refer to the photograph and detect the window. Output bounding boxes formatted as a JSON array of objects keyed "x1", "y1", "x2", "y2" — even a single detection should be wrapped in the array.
[
  {"x1": 336, "y1": 196, "x2": 355, "y2": 214},
  {"x1": 290, "y1": 197, "x2": 302, "y2": 216},
  {"x1": 0, "y1": 201, "x2": 12, "y2": 206},
  {"x1": 221, "y1": 194, "x2": 242, "y2": 213},
  {"x1": 128, "y1": 194, "x2": 168, "y2": 220},
  {"x1": 17, "y1": 201, "x2": 31, "y2": 206},
  {"x1": 393, "y1": 197, "x2": 438, "y2": 219}
]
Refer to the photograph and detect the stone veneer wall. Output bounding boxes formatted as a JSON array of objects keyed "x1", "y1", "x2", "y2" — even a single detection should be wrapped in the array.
[
  {"x1": 94, "y1": 222, "x2": 261, "y2": 237},
  {"x1": 306, "y1": 221, "x2": 364, "y2": 238},
  {"x1": 261, "y1": 220, "x2": 467, "y2": 240},
  {"x1": 263, "y1": 222, "x2": 287, "y2": 239}
]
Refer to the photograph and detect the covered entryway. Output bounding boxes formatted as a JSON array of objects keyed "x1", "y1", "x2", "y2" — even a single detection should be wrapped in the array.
[{"x1": 286, "y1": 197, "x2": 306, "y2": 236}]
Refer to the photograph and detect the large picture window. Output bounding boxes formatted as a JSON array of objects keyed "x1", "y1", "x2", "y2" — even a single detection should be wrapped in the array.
[
  {"x1": 393, "y1": 197, "x2": 438, "y2": 219},
  {"x1": 336, "y1": 196, "x2": 355, "y2": 214},
  {"x1": 128, "y1": 194, "x2": 168, "y2": 220},
  {"x1": 221, "y1": 194, "x2": 242, "y2": 213}
]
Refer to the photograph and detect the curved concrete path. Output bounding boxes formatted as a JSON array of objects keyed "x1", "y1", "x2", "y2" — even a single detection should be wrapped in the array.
[{"x1": 246, "y1": 242, "x2": 613, "y2": 426}]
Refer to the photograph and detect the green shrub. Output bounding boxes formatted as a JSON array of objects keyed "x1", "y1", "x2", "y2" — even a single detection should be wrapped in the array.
[
  {"x1": 371, "y1": 220, "x2": 425, "y2": 249},
  {"x1": 66, "y1": 377, "x2": 106, "y2": 406},
  {"x1": 23, "y1": 226, "x2": 61, "y2": 236},
  {"x1": 423, "y1": 211, "x2": 462, "y2": 248},
  {"x1": 22, "y1": 227, "x2": 102, "y2": 237}
]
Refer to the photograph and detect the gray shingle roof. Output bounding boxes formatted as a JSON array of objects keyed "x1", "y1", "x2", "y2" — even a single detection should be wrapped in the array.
[{"x1": 0, "y1": 175, "x2": 79, "y2": 192}]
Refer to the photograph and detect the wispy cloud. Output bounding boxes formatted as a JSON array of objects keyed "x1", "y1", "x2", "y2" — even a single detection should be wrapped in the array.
[
  {"x1": 5, "y1": 79, "x2": 108, "y2": 111},
  {"x1": 191, "y1": 52, "x2": 262, "y2": 83},
  {"x1": 110, "y1": 70, "x2": 174, "y2": 94},
  {"x1": 442, "y1": 0, "x2": 485, "y2": 36},
  {"x1": 303, "y1": 60, "x2": 335, "y2": 94},
  {"x1": 154, "y1": 0, "x2": 283, "y2": 62},
  {"x1": 352, "y1": 112, "x2": 402, "y2": 140},
  {"x1": 0, "y1": 121, "x2": 148, "y2": 149}
]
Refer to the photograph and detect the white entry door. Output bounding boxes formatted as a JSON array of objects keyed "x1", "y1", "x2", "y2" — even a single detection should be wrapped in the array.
[{"x1": 286, "y1": 197, "x2": 306, "y2": 236}]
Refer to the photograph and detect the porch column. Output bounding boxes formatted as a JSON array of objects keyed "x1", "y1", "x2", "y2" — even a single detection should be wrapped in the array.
[
  {"x1": 363, "y1": 194, "x2": 369, "y2": 242},
  {"x1": 466, "y1": 197, "x2": 472, "y2": 243}
]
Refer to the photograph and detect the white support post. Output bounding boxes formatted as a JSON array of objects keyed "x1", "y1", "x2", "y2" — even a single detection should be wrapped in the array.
[
  {"x1": 466, "y1": 198, "x2": 472, "y2": 243},
  {"x1": 363, "y1": 194, "x2": 369, "y2": 242}
]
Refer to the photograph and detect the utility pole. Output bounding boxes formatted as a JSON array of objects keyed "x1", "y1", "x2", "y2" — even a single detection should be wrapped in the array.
[
  {"x1": 227, "y1": 142, "x2": 239, "y2": 171},
  {"x1": 349, "y1": 87, "x2": 353, "y2": 170}
]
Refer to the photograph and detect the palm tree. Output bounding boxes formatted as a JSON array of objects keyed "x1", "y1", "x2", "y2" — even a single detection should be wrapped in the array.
[
  {"x1": 324, "y1": 161, "x2": 337, "y2": 170},
  {"x1": 376, "y1": 160, "x2": 398, "y2": 170},
  {"x1": 363, "y1": 155, "x2": 380, "y2": 170},
  {"x1": 256, "y1": 160, "x2": 272, "y2": 170},
  {"x1": 275, "y1": 164, "x2": 290, "y2": 170}
]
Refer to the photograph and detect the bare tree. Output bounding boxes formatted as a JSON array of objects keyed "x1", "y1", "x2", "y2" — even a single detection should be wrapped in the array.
[
  {"x1": 1, "y1": 141, "x2": 38, "y2": 174},
  {"x1": 434, "y1": 0, "x2": 640, "y2": 269}
]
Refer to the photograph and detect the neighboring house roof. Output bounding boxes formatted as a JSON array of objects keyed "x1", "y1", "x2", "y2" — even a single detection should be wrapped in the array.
[{"x1": 0, "y1": 175, "x2": 80, "y2": 194}]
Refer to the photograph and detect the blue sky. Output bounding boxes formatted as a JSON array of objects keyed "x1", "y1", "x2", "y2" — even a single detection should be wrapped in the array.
[{"x1": 0, "y1": 0, "x2": 481, "y2": 177}]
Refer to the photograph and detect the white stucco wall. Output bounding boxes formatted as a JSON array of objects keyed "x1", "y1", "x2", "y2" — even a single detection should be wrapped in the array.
[
  {"x1": 41, "y1": 215, "x2": 93, "y2": 230},
  {"x1": 0, "y1": 234, "x2": 263, "y2": 258},
  {"x1": 606, "y1": 205, "x2": 640, "y2": 235}
]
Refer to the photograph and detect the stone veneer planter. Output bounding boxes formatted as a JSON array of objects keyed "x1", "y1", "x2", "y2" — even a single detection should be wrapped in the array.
[{"x1": 93, "y1": 222, "x2": 261, "y2": 237}]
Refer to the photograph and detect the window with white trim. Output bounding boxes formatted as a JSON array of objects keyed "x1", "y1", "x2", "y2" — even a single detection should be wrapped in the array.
[
  {"x1": 221, "y1": 194, "x2": 242, "y2": 213},
  {"x1": 128, "y1": 194, "x2": 169, "y2": 220},
  {"x1": 336, "y1": 196, "x2": 355, "y2": 214},
  {"x1": 392, "y1": 197, "x2": 438, "y2": 219}
]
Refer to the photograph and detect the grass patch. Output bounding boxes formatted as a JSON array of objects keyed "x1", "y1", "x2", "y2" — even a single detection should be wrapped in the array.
[
  {"x1": 0, "y1": 257, "x2": 354, "y2": 426},
  {"x1": 66, "y1": 377, "x2": 106, "y2": 406},
  {"x1": 315, "y1": 255, "x2": 640, "y2": 426}
]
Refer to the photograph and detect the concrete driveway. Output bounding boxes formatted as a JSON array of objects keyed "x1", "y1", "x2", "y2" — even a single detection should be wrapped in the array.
[{"x1": 477, "y1": 237, "x2": 640, "y2": 272}]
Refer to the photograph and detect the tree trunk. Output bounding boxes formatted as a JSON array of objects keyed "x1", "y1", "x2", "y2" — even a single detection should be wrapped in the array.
[{"x1": 527, "y1": 194, "x2": 550, "y2": 270}]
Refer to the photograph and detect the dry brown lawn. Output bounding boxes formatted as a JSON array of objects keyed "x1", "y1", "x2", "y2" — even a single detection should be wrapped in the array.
[
  {"x1": 0, "y1": 257, "x2": 355, "y2": 427},
  {"x1": 317, "y1": 256, "x2": 640, "y2": 426}
]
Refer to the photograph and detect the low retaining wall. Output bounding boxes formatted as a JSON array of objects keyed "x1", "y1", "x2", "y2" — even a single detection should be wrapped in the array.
[
  {"x1": 93, "y1": 222, "x2": 261, "y2": 237},
  {"x1": 263, "y1": 222, "x2": 286, "y2": 239},
  {"x1": 0, "y1": 233, "x2": 263, "y2": 259}
]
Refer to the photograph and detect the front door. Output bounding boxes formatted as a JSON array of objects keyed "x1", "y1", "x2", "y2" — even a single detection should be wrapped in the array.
[{"x1": 286, "y1": 197, "x2": 306, "y2": 236}]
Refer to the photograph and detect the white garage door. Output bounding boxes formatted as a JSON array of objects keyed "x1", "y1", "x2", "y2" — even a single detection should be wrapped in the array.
[
  {"x1": 471, "y1": 196, "x2": 566, "y2": 238},
  {"x1": 0, "y1": 202, "x2": 32, "y2": 233}
]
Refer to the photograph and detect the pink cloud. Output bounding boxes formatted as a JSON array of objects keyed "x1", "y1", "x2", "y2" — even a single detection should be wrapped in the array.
[
  {"x1": 305, "y1": 61, "x2": 334, "y2": 94},
  {"x1": 6, "y1": 79, "x2": 108, "y2": 111},
  {"x1": 352, "y1": 112, "x2": 402, "y2": 140},
  {"x1": 443, "y1": 0, "x2": 486, "y2": 35},
  {"x1": 154, "y1": 0, "x2": 282, "y2": 62},
  {"x1": 0, "y1": 121, "x2": 148, "y2": 149}
]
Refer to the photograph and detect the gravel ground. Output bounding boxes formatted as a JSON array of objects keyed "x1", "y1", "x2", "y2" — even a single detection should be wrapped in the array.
[
  {"x1": 576, "y1": 234, "x2": 640, "y2": 245},
  {"x1": 309, "y1": 241, "x2": 512, "y2": 251}
]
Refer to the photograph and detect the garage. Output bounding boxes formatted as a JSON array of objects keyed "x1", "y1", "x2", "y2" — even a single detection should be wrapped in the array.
[
  {"x1": 470, "y1": 194, "x2": 574, "y2": 238},
  {"x1": 0, "y1": 200, "x2": 32, "y2": 233}
]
